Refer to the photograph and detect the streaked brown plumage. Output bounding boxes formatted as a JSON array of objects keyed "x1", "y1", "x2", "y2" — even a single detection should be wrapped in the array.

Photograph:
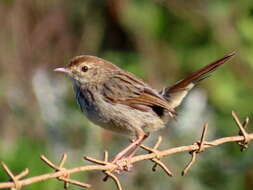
[{"x1": 54, "y1": 52, "x2": 235, "y2": 167}]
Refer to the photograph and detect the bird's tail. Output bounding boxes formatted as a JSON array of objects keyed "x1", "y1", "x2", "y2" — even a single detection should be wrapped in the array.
[{"x1": 160, "y1": 52, "x2": 235, "y2": 109}]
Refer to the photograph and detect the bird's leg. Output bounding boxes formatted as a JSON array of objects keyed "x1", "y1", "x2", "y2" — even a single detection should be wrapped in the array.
[{"x1": 111, "y1": 133, "x2": 148, "y2": 171}]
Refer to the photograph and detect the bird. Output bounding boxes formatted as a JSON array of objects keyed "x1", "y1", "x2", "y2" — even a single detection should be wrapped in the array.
[{"x1": 54, "y1": 52, "x2": 235, "y2": 169}]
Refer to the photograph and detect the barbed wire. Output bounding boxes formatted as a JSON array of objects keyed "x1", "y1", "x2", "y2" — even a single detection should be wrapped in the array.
[{"x1": 0, "y1": 111, "x2": 252, "y2": 190}]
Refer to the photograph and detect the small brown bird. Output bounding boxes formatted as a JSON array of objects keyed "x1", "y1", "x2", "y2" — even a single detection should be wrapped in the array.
[{"x1": 54, "y1": 52, "x2": 235, "y2": 168}]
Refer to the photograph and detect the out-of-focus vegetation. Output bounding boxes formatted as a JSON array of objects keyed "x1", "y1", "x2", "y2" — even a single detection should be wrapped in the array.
[{"x1": 0, "y1": 0, "x2": 252, "y2": 189}]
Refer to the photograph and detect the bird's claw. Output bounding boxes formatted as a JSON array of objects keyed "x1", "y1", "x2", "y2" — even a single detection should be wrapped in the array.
[{"x1": 111, "y1": 158, "x2": 133, "y2": 173}]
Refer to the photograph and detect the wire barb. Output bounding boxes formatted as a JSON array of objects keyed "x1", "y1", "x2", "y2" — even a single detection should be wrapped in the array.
[
  {"x1": 1, "y1": 162, "x2": 28, "y2": 190},
  {"x1": 15, "y1": 169, "x2": 29, "y2": 181},
  {"x1": 181, "y1": 123, "x2": 209, "y2": 176},
  {"x1": 104, "y1": 171, "x2": 122, "y2": 190},
  {"x1": 140, "y1": 136, "x2": 173, "y2": 177},
  {"x1": 182, "y1": 151, "x2": 197, "y2": 176},
  {"x1": 197, "y1": 123, "x2": 209, "y2": 153},
  {"x1": 58, "y1": 177, "x2": 91, "y2": 188},
  {"x1": 232, "y1": 111, "x2": 250, "y2": 151},
  {"x1": 84, "y1": 156, "x2": 108, "y2": 165},
  {"x1": 83, "y1": 152, "x2": 123, "y2": 190},
  {"x1": 41, "y1": 154, "x2": 91, "y2": 189}
]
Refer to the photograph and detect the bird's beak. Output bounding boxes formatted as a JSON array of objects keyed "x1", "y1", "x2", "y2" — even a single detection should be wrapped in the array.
[{"x1": 54, "y1": 67, "x2": 69, "y2": 73}]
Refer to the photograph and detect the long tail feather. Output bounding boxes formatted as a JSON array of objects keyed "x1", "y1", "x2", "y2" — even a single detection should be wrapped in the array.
[
  {"x1": 168, "y1": 52, "x2": 235, "y2": 93},
  {"x1": 161, "y1": 52, "x2": 235, "y2": 108}
]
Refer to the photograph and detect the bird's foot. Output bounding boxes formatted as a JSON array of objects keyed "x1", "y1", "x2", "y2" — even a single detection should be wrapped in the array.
[
  {"x1": 111, "y1": 157, "x2": 133, "y2": 173},
  {"x1": 110, "y1": 133, "x2": 148, "y2": 173}
]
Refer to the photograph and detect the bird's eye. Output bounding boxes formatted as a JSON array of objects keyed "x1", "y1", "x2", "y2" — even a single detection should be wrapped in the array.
[{"x1": 81, "y1": 66, "x2": 88, "y2": 72}]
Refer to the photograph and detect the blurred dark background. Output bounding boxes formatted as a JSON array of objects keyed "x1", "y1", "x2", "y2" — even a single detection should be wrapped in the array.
[{"x1": 0, "y1": 0, "x2": 253, "y2": 189}]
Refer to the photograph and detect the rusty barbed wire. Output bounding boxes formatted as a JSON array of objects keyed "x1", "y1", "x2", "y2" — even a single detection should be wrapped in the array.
[{"x1": 0, "y1": 111, "x2": 252, "y2": 190}]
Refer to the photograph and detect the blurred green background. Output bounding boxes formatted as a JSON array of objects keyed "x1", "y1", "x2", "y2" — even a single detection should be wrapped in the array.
[{"x1": 0, "y1": 0, "x2": 253, "y2": 189}]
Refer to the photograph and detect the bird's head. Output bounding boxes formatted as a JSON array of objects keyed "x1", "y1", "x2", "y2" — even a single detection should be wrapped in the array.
[{"x1": 54, "y1": 55, "x2": 118, "y2": 85}]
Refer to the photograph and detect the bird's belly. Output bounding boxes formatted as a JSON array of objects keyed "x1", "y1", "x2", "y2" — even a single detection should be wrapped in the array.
[{"x1": 84, "y1": 101, "x2": 166, "y2": 136}]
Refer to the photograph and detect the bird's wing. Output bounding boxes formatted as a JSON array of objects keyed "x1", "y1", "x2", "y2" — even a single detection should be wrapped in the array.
[
  {"x1": 160, "y1": 52, "x2": 235, "y2": 108},
  {"x1": 102, "y1": 71, "x2": 176, "y2": 117}
]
